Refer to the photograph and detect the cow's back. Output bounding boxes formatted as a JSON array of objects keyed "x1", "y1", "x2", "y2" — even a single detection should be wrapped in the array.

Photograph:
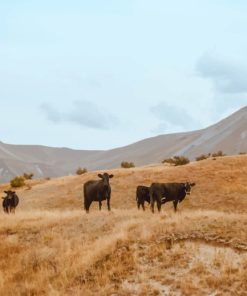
[
  {"x1": 163, "y1": 183, "x2": 185, "y2": 199},
  {"x1": 84, "y1": 179, "x2": 107, "y2": 202},
  {"x1": 136, "y1": 185, "x2": 150, "y2": 201},
  {"x1": 150, "y1": 183, "x2": 165, "y2": 193},
  {"x1": 11, "y1": 194, "x2": 19, "y2": 208},
  {"x1": 150, "y1": 182, "x2": 185, "y2": 200},
  {"x1": 84, "y1": 180, "x2": 99, "y2": 195},
  {"x1": 136, "y1": 185, "x2": 146, "y2": 197}
]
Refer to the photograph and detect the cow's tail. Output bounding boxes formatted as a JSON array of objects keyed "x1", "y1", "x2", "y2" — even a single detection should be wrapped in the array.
[
  {"x1": 136, "y1": 187, "x2": 140, "y2": 201},
  {"x1": 83, "y1": 185, "x2": 87, "y2": 210}
]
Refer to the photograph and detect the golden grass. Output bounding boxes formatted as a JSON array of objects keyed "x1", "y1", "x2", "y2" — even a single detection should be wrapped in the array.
[{"x1": 0, "y1": 155, "x2": 247, "y2": 295}]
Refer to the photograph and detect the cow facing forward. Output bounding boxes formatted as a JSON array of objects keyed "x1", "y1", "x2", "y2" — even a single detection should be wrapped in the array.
[
  {"x1": 83, "y1": 173, "x2": 114, "y2": 213},
  {"x1": 2, "y1": 190, "x2": 19, "y2": 214},
  {"x1": 149, "y1": 182, "x2": 195, "y2": 213},
  {"x1": 136, "y1": 185, "x2": 150, "y2": 211}
]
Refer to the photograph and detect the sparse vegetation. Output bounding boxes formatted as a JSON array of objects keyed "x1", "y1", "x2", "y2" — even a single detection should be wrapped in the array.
[
  {"x1": 212, "y1": 150, "x2": 226, "y2": 157},
  {"x1": 23, "y1": 172, "x2": 34, "y2": 180},
  {"x1": 10, "y1": 176, "x2": 25, "y2": 188},
  {"x1": 239, "y1": 152, "x2": 246, "y2": 155},
  {"x1": 76, "y1": 167, "x2": 88, "y2": 175},
  {"x1": 121, "y1": 161, "x2": 135, "y2": 168},
  {"x1": 196, "y1": 153, "x2": 211, "y2": 161},
  {"x1": 162, "y1": 155, "x2": 190, "y2": 166},
  {"x1": 1, "y1": 155, "x2": 247, "y2": 295}
]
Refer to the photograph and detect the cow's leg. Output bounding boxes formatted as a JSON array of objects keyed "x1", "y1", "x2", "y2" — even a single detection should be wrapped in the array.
[
  {"x1": 84, "y1": 197, "x2": 88, "y2": 211},
  {"x1": 157, "y1": 199, "x2": 162, "y2": 212},
  {"x1": 173, "y1": 200, "x2": 178, "y2": 212},
  {"x1": 142, "y1": 202, "x2": 145, "y2": 211},
  {"x1": 99, "y1": 200, "x2": 102, "y2": 211},
  {"x1": 107, "y1": 198, "x2": 111, "y2": 211},
  {"x1": 85, "y1": 200, "x2": 92, "y2": 213},
  {"x1": 137, "y1": 202, "x2": 140, "y2": 210},
  {"x1": 150, "y1": 199, "x2": 155, "y2": 213},
  {"x1": 150, "y1": 189, "x2": 155, "y2": 213}
]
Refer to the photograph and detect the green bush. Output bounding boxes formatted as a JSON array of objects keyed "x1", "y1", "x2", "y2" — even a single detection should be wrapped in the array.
[
  {"x1": 196, "y1": 153, "x2": 211, "y2": 161},
  {"x1": 211, "y1": 150, "x2": 226, "y2": 157},
  {"x1": 162, "y1": 156, "x2": 190, "y2": 166},
  {"x1": 10, "y1": 176, "x2": 25, "y2": 188},
  {"x1": 23, "y1": 172, "x2": 34, "y2": 180},
  {"x1": 76, "y1": 167, "x2": 87, "y2": 175},
  {"x1": 121, "y1": 161, "x2": 135, "y2": 168}
]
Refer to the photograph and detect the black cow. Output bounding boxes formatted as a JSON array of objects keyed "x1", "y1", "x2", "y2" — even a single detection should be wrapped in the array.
[
  {"x1": 2, "y1": 190, "x2": 19, "y2": 214},
  {"x1": 149, "y1": 182, "x2": 195, "y2": 213},
  {"x1": 83, "y1": 173, "x2": 114, "y2": 213},
  {"x1": 136, "y1": 185, "x2": 150, "y2": 211}
]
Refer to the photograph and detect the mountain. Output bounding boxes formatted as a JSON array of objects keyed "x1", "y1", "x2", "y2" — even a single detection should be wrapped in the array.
[{"x1": 0, "y1": 106, "x2": 246, "y2": 183}]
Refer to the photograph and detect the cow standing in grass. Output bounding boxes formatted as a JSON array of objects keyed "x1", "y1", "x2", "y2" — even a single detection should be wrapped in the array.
[
  {"x1": 2, "y1": 190, "x2": 19, "y2": 214},
  {"x1": 83, "y1": 173, "x2": 114, "y2": 213},
  {"x1": 149, "y1": 182, "x2": 195, "y2": 213},
  {"x1": 136, "y1": 185, "x2": 150, "y2": 211}
]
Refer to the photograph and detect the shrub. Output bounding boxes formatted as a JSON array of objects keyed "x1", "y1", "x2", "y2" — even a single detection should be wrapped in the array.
[
  {"x1": 196, "y1": 153, "x2": 211, "y2": 161},
  {"x1": 162, "y1": 156, "x2": 190, "y2": 166},
  {"x1": 211, "y1": 150, "x2": 226, "y2": 157},
  {"x1": 239, "y1": 152, "x2": 246, "y2": 155},
  {"x1": 162, "y1": 157, "x2": 175, "y2": 165},
  {"x1": 23, "y1": 172, "x2": 34, "y2": 180},
  {"x1": 121, "y1": 161, "x2": 135, "y2": 168},
  {"x1": 10, "y1": 176, "x2": 25, "y2": 188},
  {"x1": 76, "y1": 167, "x2": 87, "y2": 175}
]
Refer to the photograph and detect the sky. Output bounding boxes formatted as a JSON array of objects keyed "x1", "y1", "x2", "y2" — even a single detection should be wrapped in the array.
[{"x1": 0, "y1": 0, "x2": 246, "y2": 150}]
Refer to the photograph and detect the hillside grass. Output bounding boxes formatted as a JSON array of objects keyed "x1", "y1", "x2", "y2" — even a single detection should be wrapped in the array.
[{"x1": 0, "y1": 155, "x2": 247, "y2": 295}]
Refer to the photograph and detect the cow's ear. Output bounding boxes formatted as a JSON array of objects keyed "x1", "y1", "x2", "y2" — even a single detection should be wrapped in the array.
[
  {"x1": 1, "y1": 197, "x2": 5, "y2": 199},
  {"x1": 109, "y1": 174, "x2": 114, "y2": 178},
  {"x1": 190, "y1": 182, "x2": 196, "y2": 187},
  {"x1": 4, "y1": 191, "x2": 8, "y2": 194},
  {"x1": 98, "y1": 174, "x2": 103, "y2": 179},
  {"x1": 12, "y1": 191, "x2": 16, "y2": 194}
]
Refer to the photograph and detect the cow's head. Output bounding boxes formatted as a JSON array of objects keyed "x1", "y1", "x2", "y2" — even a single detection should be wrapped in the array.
[
  {"x1": 184, "y1": 182, "x2": 196, "y2": 195},
  {"x1": 98, "y1": 173, "x2": 114, "y2": 187},
  {"x1": 4, "y1": 190, "x2": 16, "y2": 199}
]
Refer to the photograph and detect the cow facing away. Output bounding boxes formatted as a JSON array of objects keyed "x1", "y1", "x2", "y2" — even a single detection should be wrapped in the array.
[
  {"x1": 83, "y1": 173, "x2": 114, "y2": 213},
  {"x1": 136, "y1": 185, "x2": 150, "y2": 211},
  {"x1": 2, "y1": 190, "x2": 19, "y2": 214},
  {"x1": 149, "y1": 182, "x2": 195, "y2": 213}
]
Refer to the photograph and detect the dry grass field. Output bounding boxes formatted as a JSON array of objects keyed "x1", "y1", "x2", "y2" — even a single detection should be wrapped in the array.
[{"x1": 0, "y1": 155, "x2": 247, "y2": 295}]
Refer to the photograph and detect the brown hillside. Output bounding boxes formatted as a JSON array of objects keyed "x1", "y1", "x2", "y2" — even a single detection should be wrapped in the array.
[
  {"x1": 0, "y1": 155, "x2": 247, "y2": 295},
  {"x1": 2, "y1": 155, "x2": 246, "y2": 213}
]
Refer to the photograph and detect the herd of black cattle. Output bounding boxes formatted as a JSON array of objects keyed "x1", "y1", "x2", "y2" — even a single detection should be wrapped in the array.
[{"x1": 2, "y1": 172, "x2": 196, "y2": 214}]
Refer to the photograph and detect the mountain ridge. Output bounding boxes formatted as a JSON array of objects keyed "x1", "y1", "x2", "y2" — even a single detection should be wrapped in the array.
[{"x1": 0, "y1": 106, "x2": 246, "y2": 183}]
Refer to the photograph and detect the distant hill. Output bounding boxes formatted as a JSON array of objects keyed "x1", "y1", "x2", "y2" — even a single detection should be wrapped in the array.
[{"x1": 0, "y1": 106, "x2": 246, "y2": 183}]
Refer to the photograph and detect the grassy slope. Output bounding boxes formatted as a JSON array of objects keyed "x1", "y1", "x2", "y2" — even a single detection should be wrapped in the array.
[{"x1": 0, "y1": 155, "x2": 247, "y2": 295}]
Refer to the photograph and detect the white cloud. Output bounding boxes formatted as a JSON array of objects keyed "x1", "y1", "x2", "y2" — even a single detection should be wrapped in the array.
[
  {"x1": 150, "y1": 102, "x2": 199, "y2": 133},
  {"x1": 196, "y1": 52, "x2": 247, "y2": 94},
  {"x1": 41, "y1": 100, "x2": 119, "y2": 130}
]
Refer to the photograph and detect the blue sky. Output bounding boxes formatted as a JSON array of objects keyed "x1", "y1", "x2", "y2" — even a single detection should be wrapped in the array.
[{"x1": 0, "y1": 0, "x2": 246, "y2": 149}]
